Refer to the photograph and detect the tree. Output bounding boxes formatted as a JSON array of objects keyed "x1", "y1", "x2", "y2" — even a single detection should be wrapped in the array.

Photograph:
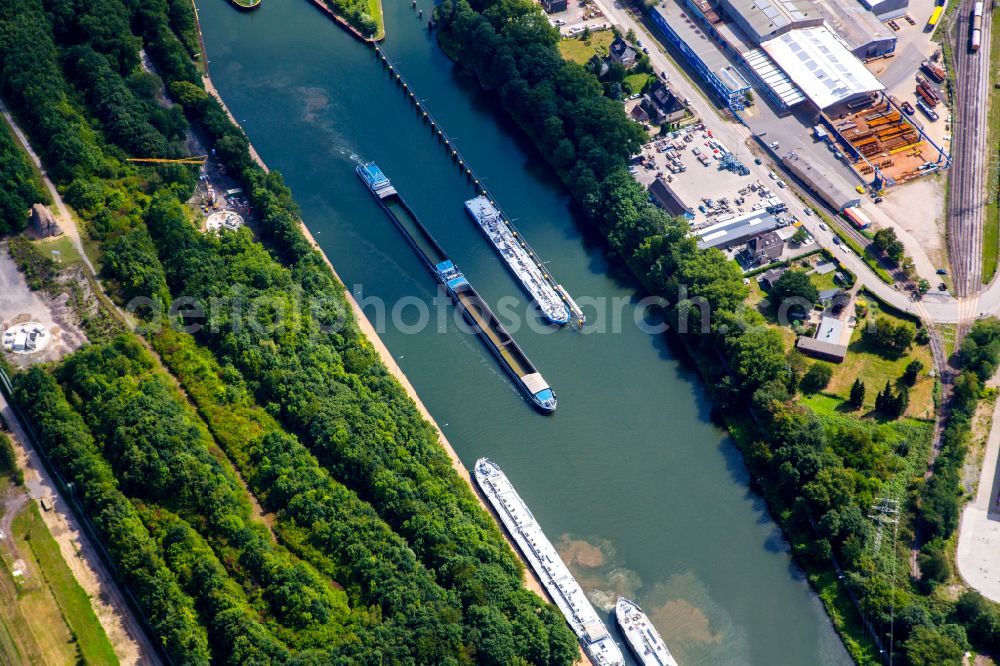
[
  {"x1": 791, "y1": 227, "x2": 809, "y2": 244},
  {"x1": 903, "y1": 625, "x2": 967, "y2": 666},
  {"x1": 874, "y1": 380, "x2": 894, "y2": 414},
  {"x1": 960, "y1": 317, "x2": 1000, "y2": 380},
  {"x1": 872, "y1": 227, "x2": 905, "y2": 262},
  {"x1": 771, "y1": 270, "x2": 818, "y2": 310},
  {"x1": 864, "y1": 317, "x2": 915, "y2": 358},
  {"x1": 800, "y1": 363, "x2": 832, "y2": 394},
  {"x1": 903, "y1": 359, "x2": 924, "y2": 386},
  {"x1": 895, "y1": 385, "x2": 910, "y2": 418},
  {"x1": 849, "y1": 378, "x2": 866, "y2": 410},
  {"x1": 917, "y1": 538, "x2": 950, "y2": 583},
  {"x1": 626, "y1": 28, "x2": 636, "y2": 42},
  {"x1": 915, "y1": 326, "x2": 930, "y2": 345}
]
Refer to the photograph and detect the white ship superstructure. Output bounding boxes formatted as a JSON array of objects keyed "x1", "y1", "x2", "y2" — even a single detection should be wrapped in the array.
[
  {"x1": 464, "y1": 197, "x2": 570, "y2": 325},
  {"x1": 474, "y1": 458, "x2": 624, "y2": 666},
  {"x1": 615, "y1": 597, "x2": 678, "y2": 666}
]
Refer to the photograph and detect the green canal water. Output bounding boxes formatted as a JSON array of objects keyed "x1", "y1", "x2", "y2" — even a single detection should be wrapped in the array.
[{"x1": 195, "y1": 1, "x2": 854, "y2": 663}]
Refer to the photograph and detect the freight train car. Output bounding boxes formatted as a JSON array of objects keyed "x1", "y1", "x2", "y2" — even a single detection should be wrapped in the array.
[{"x1": 971, "y1": 0, "x2": 983, "y2": 52}]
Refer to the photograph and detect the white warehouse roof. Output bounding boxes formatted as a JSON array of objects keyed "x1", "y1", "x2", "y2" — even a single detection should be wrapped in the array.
[{"x1": 760, "y1": 26, "x2": 885, "y2": 109}]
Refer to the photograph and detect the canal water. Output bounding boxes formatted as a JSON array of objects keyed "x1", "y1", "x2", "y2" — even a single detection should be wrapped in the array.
[{"x1": 195, "y1": 1, "x2": 853, "y2": 663}]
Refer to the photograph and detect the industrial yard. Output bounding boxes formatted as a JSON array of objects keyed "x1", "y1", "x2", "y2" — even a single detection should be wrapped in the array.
[{"x1": 825, "y1": 93, "x2": 943, "y2": 186}]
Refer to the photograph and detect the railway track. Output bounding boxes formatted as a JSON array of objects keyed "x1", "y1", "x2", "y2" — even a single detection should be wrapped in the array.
[{"x1": 947, "y1": 0, "x2": 993, "y2": 298}]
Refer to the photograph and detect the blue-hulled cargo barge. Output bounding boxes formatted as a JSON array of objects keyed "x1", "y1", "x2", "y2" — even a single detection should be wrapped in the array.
[{"x1": 356, "y1": 163, "x2": 557, "y2": 413}]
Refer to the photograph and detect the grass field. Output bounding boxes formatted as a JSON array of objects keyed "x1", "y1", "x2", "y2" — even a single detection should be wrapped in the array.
[
  {"x1": 803, "y1": 313, "x2": 935, "y2": 420},
  {"x1": 810, "y1": 269, "x2": 840, "y2": 292},
  {"x1": 33, "y1": 235, "x2": 82, "y2": 267},
  {"x1": 367, "y1": 0, "x2": 385, "y2": 40},
  {"x1": 0, "y1": 501, "x2": 117, "y2": 665},
  {"x1": 624, "y1": 72, "x2": 652, "y2": 94},
  {"x1": 18, "y1": 504, "x2": 117, "y2": 664},
  {"x1": 981, "y1": 9, "x2": 1000, "y2": 283},
  {"x1": 558, "y1": 32, "x2": 615, "y2": 65}
]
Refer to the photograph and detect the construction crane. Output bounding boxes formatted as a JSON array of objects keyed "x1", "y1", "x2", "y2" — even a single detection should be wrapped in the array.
[{"x1": 126, "y1": 156, "x2": 207, "y2": 165}]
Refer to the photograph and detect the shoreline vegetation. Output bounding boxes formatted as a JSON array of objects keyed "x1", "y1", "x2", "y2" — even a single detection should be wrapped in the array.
[
  {"x1": 306, "y1": 0, "x2": 385, "y2": 42},
  {"x1": 0, "y1": 0, "x2": 576, "y2": 663},
  {"x1": 432, "y1": 0, "x2": 1000, "y2": 664},
  {"x1": 228, "y1": 0, "x2": 262, "y2": 10}
]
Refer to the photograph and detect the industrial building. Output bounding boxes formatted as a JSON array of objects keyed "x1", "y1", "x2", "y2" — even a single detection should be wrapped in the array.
[
  {"x1": 781, "y1": 150, "x2": 861, "y2": 211},
  {"x1": 648, "y1": 177, "x2": 696, "y2": 219},
  {"x1": 810, "y1": 0, "x2": 897, "y2": 58},
  {"x1": 649, "y1": 0, "x2": 753, "y2": 110},
  {"x1": 650, "y1": 0, "x2": 885, "y2": 113},
  {"x1": 858, "y1": 0, "x2": 909, "y2": 21},
  {"x1": 716, "y1": 0, "x2": 822, "y2": 44},
  {"x1": 797, "y1": 315, "x2": 849, "y2": 362},
  {"x1": 759, "y1": 27, "x2": 885, "y2": 109},
  {"x1": 695, "y1": 209, "x2": 779, "y2": 249}
]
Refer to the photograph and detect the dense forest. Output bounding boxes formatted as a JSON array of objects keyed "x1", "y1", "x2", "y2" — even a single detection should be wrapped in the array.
[
  {"x1": 0, "y1": 0, "x2": 576, "y2": 663},
  {"x1": 2, "y1": 0, "x2": 999, "y2": 661},
  {"x1": 433, "y1": 0, "x2": 1000, "y2": 663},
  {"x1": 0, "y1": 119, "x2": 46, "y2": 233}
]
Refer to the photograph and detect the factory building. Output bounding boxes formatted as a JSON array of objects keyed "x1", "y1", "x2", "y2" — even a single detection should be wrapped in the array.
[
  {"x1": 810, "y1": 0, "x2": 897, "y2": 58},
  {"x1": 858, "y1": 0, "x2": 910, "y2": 21},
  {"x1": 695, "y1": 209, "x2": 779, "y2": 249},
  {"x1": 649, "y1": 0, "x2": 753, "y2": 110},
  {"x1": 652, "y1": 0, "x2": 885, "y2": 113},
  {"x1": 716, "y1": 0, "x2": 822, "y2": 44},
  {"x1": 759, "y1": 27, "x2": 885, "y2": 109},
  {"x1": 781, "y1": 150, "x2": 862, "y2": 211}
]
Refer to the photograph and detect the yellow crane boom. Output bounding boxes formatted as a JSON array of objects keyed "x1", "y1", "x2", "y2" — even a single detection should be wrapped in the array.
[{"x1": 127, "y1": 156, "x2": 207, "y2": 165}]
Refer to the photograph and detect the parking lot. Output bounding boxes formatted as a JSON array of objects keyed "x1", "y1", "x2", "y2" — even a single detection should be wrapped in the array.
[
  {"x1": 546, "y1": 0, "x2": 610, "y2": 36},
  {"x1": 632, "y1": 124, "x2": 796, "y2": 229}
]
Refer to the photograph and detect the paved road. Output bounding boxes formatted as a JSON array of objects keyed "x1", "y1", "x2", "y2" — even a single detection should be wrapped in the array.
[{"x1": 593, "y1": 0, "x2": 959, "y2": 310}]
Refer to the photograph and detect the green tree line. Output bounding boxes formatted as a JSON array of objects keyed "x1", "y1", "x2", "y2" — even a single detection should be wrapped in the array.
[
  {"x1": 433, "y1": 0, "x2": 1000, "y2": 662},
  {"x1": 0, "y1": 0, "x2": 579, "y2": 661}
]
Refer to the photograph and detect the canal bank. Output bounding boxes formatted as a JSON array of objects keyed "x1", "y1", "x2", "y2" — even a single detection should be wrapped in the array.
[{"x1": 195, "y1": 0, "x2": 853, "y2": 663}]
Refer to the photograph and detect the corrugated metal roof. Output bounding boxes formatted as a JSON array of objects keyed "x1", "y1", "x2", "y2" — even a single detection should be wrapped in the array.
[
  {"x1": 810, "y1": 0, "x2": 895, "y2": 53},
  {"x1": 744, "y1": 48, "x2": 807, "y2": 105},
  {"x1": 724, "y1": 0, "x2": 817, "y2": 35},
  {"x1": 761, "y1": 26, "x2": 885, "y2": 108},
  {"x1": 695, "y1": 209, "x2": 779, "y2": 249}
]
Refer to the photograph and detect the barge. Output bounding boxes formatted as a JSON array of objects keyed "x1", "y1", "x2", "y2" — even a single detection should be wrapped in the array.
[
  {"x1": 474, "y1": 458, "x2": 625, "y2": 666},
  {"x1": 464, "y1": 196, "x2": 570, "y2": 325},
  {"x1": 615, "y1": 597, "x2": 678, "y2": 666},
  {"x1": 357, "y1": 163, "x2": 556, "y2": 413}
]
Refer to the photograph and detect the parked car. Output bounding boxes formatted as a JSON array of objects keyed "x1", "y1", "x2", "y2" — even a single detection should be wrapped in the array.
[
  {"x1": 936, "y1": 268, "x2": 947, "y2": 275},
  {"x1": 832, "y1": 236, "x2": 841, "y2": 245}
]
